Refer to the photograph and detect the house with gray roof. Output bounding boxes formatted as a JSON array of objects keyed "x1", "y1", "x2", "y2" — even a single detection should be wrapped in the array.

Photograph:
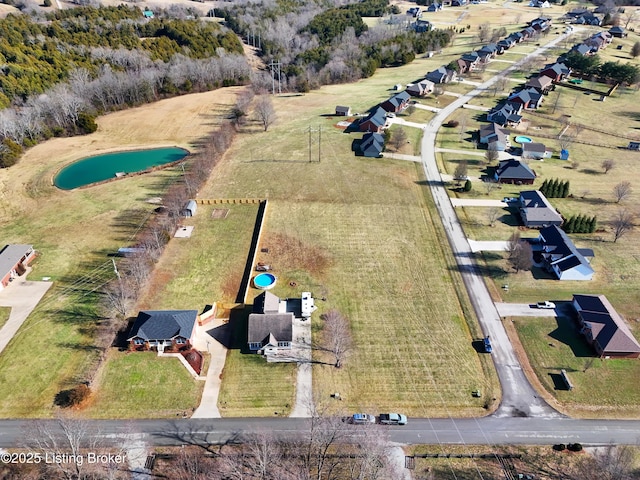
[
  {"x1": 359, "y1": 107, "x2": 387, "y2": 133},
  {"x1": 494, "y1": 159, "x2": 536, "y2": 184},
  {"x1": 128, "y1": 310, "x2": 199, "y2": 351},
  {"x1": 426, "y1": 66, "x2": 456, "y2": 84},
  {"x1": 609, "y1": 26, "x2": 626, "y2": 38},
  {"x1": 538, "y1": 225, "x2": 594, "y2": 280},
  {"x1": 406, "y1": 79, "x2": 435, "y2": 97},
  {"x1": 248, "y1": 291, "x2": 294, "y2": 356},
  {"x1": 381, "y1": 91, "x2": 411, "y2": 113},
  {"x1": 522, "y1": 142, "x2": 550, "y2": 160},
  {"x1": 573, "y1": 294, "x2": 640, "y2": 358},
  {"x1": 479, "y1": 123, "x2": 510, "y2": 151},
  {"x1": 525, "y1": 74, "x2": 554, "y2": 93},
  {"x1": 540, "y1": 62, "x2": 571, "y2": 82},
  {"x1": 487, "y1": 103, "x2": 522, "y2": 127},
  {"x1": 358, "y1": 132, "x2": 385, "y2": 157},
  {"x1": 0, "y1": 244, "x2": 35, "y2": 290},
  {"x1": 518, "y1": 190, "x2": 562, "y2": 228}
]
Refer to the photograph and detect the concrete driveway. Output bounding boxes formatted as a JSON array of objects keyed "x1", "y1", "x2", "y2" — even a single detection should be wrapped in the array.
[
  {"x1": 0, "y1": 276, "x2": 53, "y2": 356},
  {"x1": 451, "y1": 198, "x2": 506, "y2": 207},
  {"x1": 468, "y1": 240, "x2": 509, "y2": 253},
  {"x1": 495, "y1": 303, "x2": 557, "y2": 318}
]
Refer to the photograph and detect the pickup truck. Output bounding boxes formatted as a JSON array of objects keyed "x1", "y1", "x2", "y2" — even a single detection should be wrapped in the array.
[
  {"x1": 483, "y1": 336, "x2": 492, "y2": 353},
  {"x1": 536, "y1": 301, "x2": 556, "y2": 309},
  {"x1": 378, "y1": 413, "x2": 408, "y2": 425}
]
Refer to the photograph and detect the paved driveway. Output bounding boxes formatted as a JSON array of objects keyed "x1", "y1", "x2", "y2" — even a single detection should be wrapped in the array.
[
  {"x1": 0, "y1": 277, "x2": 53, "y2": 356},
  {"x1": 495, "y1": 303, "x2": 557, "y2": 318},
  {"x1": 468, "y1": 240, "x2": 509, "y2": 253},
  {"x1": 451, "y1": 198, "x2": 506, "y2": 207}
]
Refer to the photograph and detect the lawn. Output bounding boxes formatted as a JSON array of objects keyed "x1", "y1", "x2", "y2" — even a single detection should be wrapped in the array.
[
  {"x1": 0, "y1": 307, "x2": 10, "y2": 330},
  {"x1": 84, "y1": 350, "x2": 204, "y2": 418},
  {"x1": 512, "y1": 315, "x2": 640, "y2": 418}
]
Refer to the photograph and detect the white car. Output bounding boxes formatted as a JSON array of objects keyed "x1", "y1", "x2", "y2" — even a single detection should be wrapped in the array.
[{"x1": 536, "y1": 301, "x2": 556, "y2": 309}]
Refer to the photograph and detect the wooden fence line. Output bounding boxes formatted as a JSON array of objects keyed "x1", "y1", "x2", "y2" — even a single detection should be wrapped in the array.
[{"x1": 195, "y1": 198, "x2": 265, "y2": 205}]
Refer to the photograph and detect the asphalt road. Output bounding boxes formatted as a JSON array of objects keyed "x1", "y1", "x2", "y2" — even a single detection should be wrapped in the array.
[
  {"x1": 2, "y1": 418, "x2": 640, "y2": 448},
  {"x1": 419, "y1": 30, "x2": 578, "y2": 419}
]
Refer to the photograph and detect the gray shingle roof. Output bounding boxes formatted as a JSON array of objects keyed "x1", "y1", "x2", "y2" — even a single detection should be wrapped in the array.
[
  {"x1": 128, "y1": 310, "x2": 198, "y2": 341},
  {"x1": 248, "y1": 313, "x2": 294, "y2": 344},
  {"x1": 496, "y1": 159, "x2": 536, "y2": 180},
  {"x1": 0, "y1": 244, "x2": 33, "y2": 280}
]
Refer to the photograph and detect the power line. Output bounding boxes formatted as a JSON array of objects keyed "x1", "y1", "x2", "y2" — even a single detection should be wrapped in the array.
[{"x1": 269, "y1": 60, "x2": 281, "y2": 95}]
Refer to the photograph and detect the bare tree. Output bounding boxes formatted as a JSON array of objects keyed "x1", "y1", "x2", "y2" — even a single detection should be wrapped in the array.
[
  {"x1": 102, "y1": 276, "x2": 135, "y2": 319},
  {"x1": 611, "y1": 209, "x2": 634, "y2": 242},
  {"x1": 613, "y1": 181, "x2": 632, "y2": 203},
  {"x1": 254, "y1": 95, "x2": 277, "y2": 131},
  {"x1": 390, "y1": 127, "x2": 407, "y2": 151},
  {"x1": 484, "y1": 179, "x2": 498, "y2": 195},
  {"x1": 454, "y1": 160, "x2": 468, "y2": 180},
  {"x1": 507, "y1": 232, "x2": 532, "y2": 272},
  {"x1": 487, "y1": 207, "x2": 500, "y2": 227},
  {"x1": 485, "y1": 144, "x2": 499, "y2": 164},
  {"x1": 632, "y1": 41, "x2": 640, "y2": 59},
  {"x1": 624, "y1": 10, "x2": 638, "y2": 29},
  {"x1": 601, "y1": 159, "x2": 615, "y2": 174},
  {"x1": 320, "y1": 309, "x2": 353, "y2": 368},
  {"x1": 572, "y1": 444, "x2": 637, "y2": 480}
]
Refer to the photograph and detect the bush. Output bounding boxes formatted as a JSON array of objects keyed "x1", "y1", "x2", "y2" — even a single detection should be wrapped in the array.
[
  {"x1": 553, "y1": 444, "x2": 566, "y2": 451},
  {"x1": 54, "y1": 384, "x2": 91, "y2": 408},
  {"x1": 567, "y1": 443, "x2": 583, "y2": 452},
  {"x1": 464, "y1": 179, "x2": 472, "y2": 192},
  {"x1": 445, "y1": 120, "x2": 459, "y2": 128},
  {"x1": 76, "y1": 112, "x2": 98, "y2": 134}
]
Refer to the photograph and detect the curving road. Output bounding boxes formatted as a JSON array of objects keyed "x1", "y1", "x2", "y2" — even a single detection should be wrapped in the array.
[{"x1": 419, "y1": 30, "x2": 580, "y2": 418}]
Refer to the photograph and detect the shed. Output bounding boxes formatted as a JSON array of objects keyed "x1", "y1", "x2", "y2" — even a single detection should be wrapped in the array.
[
  {"x1": 335, "y1": 106, "x2": 351, "y2": 116},
  {"x1": 560, "y1": 149, "x2": 570, "y2": 160},
  {"x1": 181, "y1": 200, "x2": 197, "y2": 217},
  {"x1": 628, "y1": 142, "x2": 640, "y2": 151}
]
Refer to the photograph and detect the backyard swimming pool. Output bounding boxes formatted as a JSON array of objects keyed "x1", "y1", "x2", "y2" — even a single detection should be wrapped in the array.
[
  {"x1": 253, "y1": 273, "x2": 277, "y2": 290},
  {"x1": 54, "y1": 147, "x2": 189, "y2": 190},
  {"x1": 514, "y1": 136, "x2": 533, "y2": 144}
]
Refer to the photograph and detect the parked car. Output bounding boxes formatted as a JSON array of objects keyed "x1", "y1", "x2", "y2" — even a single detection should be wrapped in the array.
[
  {"x1": 349, "y1": 413, "x2": 375, "y2": 424},
  {"x1": 483, "y1": 336, "x2": 492, "y2": 353},
  {"x1": 378, "y1": 413, "x2": 408, "y2": 425},
  {"x1": 536, "y1": 301, "x2": 556, "y2": 309}
]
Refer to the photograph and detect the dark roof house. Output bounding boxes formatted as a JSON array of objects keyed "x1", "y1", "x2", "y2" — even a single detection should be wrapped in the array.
[
  {"x1": 522, "y1": 142, "x2": 549, "y2": 160},
  {"x1": 128, "y1": 310, "x2": 198, "y2": 350},
  {"x1": 609, "y1": 26, "x2": 626, "y2": 38},
  {"x1": 525, "y1": 74, "x2": 554, "y2": 92},
  {"x1": 248, "y1": 291, "x2": 294, "y2": 355},
  {"x1": 479, "y1": 123, "x2": 510, "y2": 151},
  {"x1": 494, "y1": 159, "x2": 536, "y2": 184},
  {"x1": 487, "y1": 103, "x2": 522, "y2": 127},
  {"x1": 0, "y1": 244, "x2": 35, "y2": 290},
  {"x1": 359, "y1": 107, "x2": 387, "y2": 133},
  {"x1": 573, "y1": 294, "x2": 640, "y2": 358},
  {"x1": 518, "y1": 190, "x2": 562, "y2": 227},
  {"x1": 426, "y1": 66, "x2": 456, "y2": 84},
  {"x1": 380, "y1": 91, "x2": 411, "y2": 113},
  {"x1": 540, "y1": 62, "x2": 571, "y2": 82},
  {"x1": 538, "y1": 226, "x2": 594, "y2": 281},
  {"x1": 358, "y1": 132, "x2": 385, "y2": 157}
]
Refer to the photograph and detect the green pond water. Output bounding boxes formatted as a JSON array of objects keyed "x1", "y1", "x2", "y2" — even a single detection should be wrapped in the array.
[{"x1": 54, "y1": 147, "x2": 189, "y2": 190}]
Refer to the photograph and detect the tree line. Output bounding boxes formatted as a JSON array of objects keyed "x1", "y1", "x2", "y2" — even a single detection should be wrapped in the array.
[
  {"x1": 0, "y1": 6, "x2": 250, "y2": 167},
  {"x1": 539, "y1": 178, "x2": 570, "y2": 198},
  {"x1": 215, "y1": 0, "x2": 451, "y2": 92},
  {"x1": 560, "y1": 51, "x2": 640, "y2": 85}
]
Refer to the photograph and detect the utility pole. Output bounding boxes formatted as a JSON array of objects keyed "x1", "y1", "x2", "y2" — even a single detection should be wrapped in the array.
[
  {"x1": 111, "y1": 258, "x2": 120, "y2": 280},
  {"x1": 308, "y1": 125, "x2": 312, "y2": 163},
  {"x1": 318, "y1": 126, "x2": 321, "y2": 163},
  {"x1": 270, "y1": 60, "x2": 281, "y2": 95}
]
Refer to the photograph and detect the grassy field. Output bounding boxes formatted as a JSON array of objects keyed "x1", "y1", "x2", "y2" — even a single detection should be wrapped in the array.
[
  {"x1": 0, "y1": 89, "x2": 241, "y2": 417},
  {"x1": 0, "y1": 307, "x2": 10, "y2": 330},
  {"x1": 84, "y1": 351, "x2": 204, "y2": 418}
]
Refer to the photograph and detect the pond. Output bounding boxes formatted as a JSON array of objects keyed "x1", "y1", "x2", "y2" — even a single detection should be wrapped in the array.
[{"x1": 54, "y1": 147, "x2": 190, "y2": 190}]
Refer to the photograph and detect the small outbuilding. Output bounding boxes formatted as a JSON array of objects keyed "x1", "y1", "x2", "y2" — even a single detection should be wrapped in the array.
[
  {"x1": 335, "y1": 106, "x2": 351, "y2": 116},
  {"x1": 628, "y1": 142, "x2": 640, "y2": 151},
  {"x1": 181, "y1": 200, "x2": 197, "y2": 217}
]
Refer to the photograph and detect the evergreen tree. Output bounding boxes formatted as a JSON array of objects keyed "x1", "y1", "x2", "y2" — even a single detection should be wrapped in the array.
[
  {"x1": 540, "y1": 179, "x2": 549, "y2": 196},
  {"x1": 564, "y1": 215, "x2": 575, "y2": 233},
  {"x1": 550, "y1": 179, "x2": 560, "y2": 198},
  {"x1": 589, "y1": 216, "x2": 597, "y2": 233},
  {"x1": 576, "y1": 214, "x2": 586, "y2": 233},
  {"x1": 561, "y1": 180, "x2": 570, "y2": 198},
  {"x1": 464, "y1": 179, "x2": 472, "y2": 192}
]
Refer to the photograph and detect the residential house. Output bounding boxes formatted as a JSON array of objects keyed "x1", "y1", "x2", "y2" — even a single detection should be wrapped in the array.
[
  {"x1": 413, "y1": 19, "x2": 432, "y2": 33},
  {"x1": 460, "y1": 52, "x2": 482, "y2": 71},
  {"x1": 522, "y1": 26, "x2": 537, "y2": 39},
  {"x1": 359, "y1": 107, "x2": 388, "y2": 133},
  {"x1": 585, "y1": 31, "x2": 612, "y2": 50},
  {"x1": 407, "y1": 6, "x2": 421, "y2": 16},
  {"x1": 571, "y1": 43, "x2": 592, "y2": 56},
  {"x1": 426, "y1": 66, "x2": 456, "y2": 84},
  {"x1": 572, "y1": 294, "x2": 640, "y2": 358},
  {"x1": 522, "y1": 142, "x2": 550, "y2": 160},
  {"x1": 487, "y1": 103, "x2": 522, "y2": 127},
  {"x1": 525, "y1": 75, "x2": 554, "y2": 93},
  {"x1": 518, "y1": 190, "x2": 563, "y2": 227},
  {"x1": 406, "y1": 79, "x2": 435, "y2": 96},
  {"x1": 537, "y1": 225, "x2": 594, "y2": 281},
  {"x1": 0, "y1": 244, "x2": 35, "y2": 290},
  {"x1": 426, "y1": 2, "x2": 442, "y2": 11},
  {"x1": 509, "y1": 32, "x2": 524, "y2": 43},
  {"x1": 609, "y1": 26, "x2": 626, "y2": 38},
  {"x1": 529, "y1": 0, "x2": 550, "y2": 8},
  {"x1": 358, "y1": 132, "x2": 385, "y2": 157},
  {"x1": 498, "y1": 38, "x2": 516, "y2": 51},
  {"x1": 248, "y1": 291, "x2": 293, "y2": 355},
  {"x1": 529, "y1": 17, "x2": 551, "y2": 32},
  {"x1": 456, "y1": 58, "x2": 469, "y2": 75},
  {"x1": 479, "y1": 43, "x2": 502, "y2": 57},
  {"x1": 127, "y1": 310, "x2": 198, "y2": 351},
  {"x1": 508, "y1": 88, "x2": 544, "y2": 109},
  {"x1": 380, "y1": 91, "x2": 411, "y2": 113},
  {"x1": 451, "y1": 0, "x2": 467, "y2": 6},
  {"x1": 335, "y1": 105, "x2": 351, "y2": 116},
  {"x1": 540, "y1": 62, "x2": 571, "y2": 82},
  {"x1": 479, "y1": 123, "x2": 510, "y2": 151},
  {"x1": 494, "y1": 159, "x2": 536, "y2": 184}
]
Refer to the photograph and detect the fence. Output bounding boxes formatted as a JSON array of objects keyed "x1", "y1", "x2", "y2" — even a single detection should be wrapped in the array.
[{"x1": 195, "y1": 198, "x2": 264, "y2": 205}]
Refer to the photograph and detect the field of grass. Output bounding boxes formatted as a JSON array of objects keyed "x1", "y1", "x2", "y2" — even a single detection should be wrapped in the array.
[
  {"x1": 84, "y1": 351, "x2": 204, "y2": 418},
  {"x1": 512, "y1": 315, "x2": 640, "y2": 418},
  {"x1": 0, "y1": 307, "x2": 10, "y2": 330}
]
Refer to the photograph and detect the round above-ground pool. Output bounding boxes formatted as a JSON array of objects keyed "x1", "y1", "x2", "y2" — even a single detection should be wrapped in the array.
[
  {"x1": 514, "y1": 135, "x2": 533, "y2": 144},
  {"x1": 54, "y1": 146, "x2": 189, "y2": 190},
  {"x1": 253, "y1": 273, "x2": 277, "y2": 290}
]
